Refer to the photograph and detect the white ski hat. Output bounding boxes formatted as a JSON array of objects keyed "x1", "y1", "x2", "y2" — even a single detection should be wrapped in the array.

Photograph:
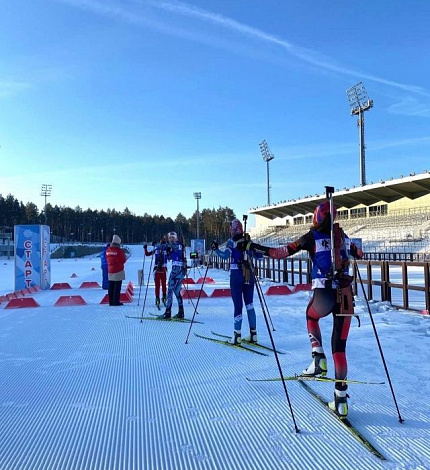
[{"x1": 112, "y1": 234, "x2": 121, "y2": 244}]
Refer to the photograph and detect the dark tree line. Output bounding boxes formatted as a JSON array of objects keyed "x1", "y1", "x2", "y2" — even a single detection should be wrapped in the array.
[{"x1": 0, "y1": 193, "x2": 236, "y2": 246}]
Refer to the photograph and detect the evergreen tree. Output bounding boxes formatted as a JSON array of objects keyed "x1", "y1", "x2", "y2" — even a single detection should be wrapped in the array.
[{"x1": 0, "y1": 192, "x2": 237, "y2": 248}]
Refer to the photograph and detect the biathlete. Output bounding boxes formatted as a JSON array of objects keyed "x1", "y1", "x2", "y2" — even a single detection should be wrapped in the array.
[
  {"x1": 144, "y1": 236, "x2": 168, "y2": 310},
  {"x1": 237, "y1": 201, "x2": 363, "y2": 417},
  {"x1": 162, "y1": 231, "x2": 187, "y2": 319},
  {"x1": 211, "y1": 219, "x2": 262, "y2": 345}
]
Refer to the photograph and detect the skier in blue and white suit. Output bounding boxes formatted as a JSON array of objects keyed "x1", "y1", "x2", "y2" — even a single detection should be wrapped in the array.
[
  {"x1": 162, "y1": 231, "x2": 186, "y2": 319},
  {"x1": 211, "y1": 219, "x2": 262, "y2": 345}
]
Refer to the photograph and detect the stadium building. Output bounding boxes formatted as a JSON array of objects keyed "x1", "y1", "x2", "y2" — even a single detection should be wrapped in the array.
[{"x1": 249, "y1": 171, "x2": 430, "y2": 257}]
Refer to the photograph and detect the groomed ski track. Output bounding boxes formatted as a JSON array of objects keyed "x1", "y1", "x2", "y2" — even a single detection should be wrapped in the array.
[{"x1": 1, "y1": 249, "x2": 429, "y2": 470}]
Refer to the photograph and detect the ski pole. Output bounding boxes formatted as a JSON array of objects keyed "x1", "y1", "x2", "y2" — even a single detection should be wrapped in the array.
[
  {"x1": 182, "y1": 266, "x2": 199, "y2": 313},
  {"x1": 246, "y1": 249, "x2": 275, "y2": 331},
  {"x1": 185, "y1": 249, "x2": 214, "y2": 344},
  {"x1": 242, "y1": 214, "x2": 275, "y2": 331},
  {"x1": 354, "y1": 260, "x2": 404, "y2": 423},
  {"x1": 254, "y1": 262, "x2": 275, "y2": 331},
  {"x1": 176, "y1": 228, "x2": 200, "y2": 315},
  {"x1": 137, "y1": 245, "x2": 146, "y2": 306},
  {"x1": 139, "y1": 251, "x2": 154, "y2": 323},
  {"x1": 249, "y1": 256, "x2": 300, "y2": 433}
]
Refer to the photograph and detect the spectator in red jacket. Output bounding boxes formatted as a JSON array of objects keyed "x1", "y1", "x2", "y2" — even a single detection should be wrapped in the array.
[{"x1": 106, "y1": 234, "x2": 127, "y2": 306}]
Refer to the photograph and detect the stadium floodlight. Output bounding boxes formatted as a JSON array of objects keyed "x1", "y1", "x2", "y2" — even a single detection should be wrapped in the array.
[
  {"x1": 193, "y1": 192, "x2": 201, "y2": 239},
  {"x1": 346, "y1": 82, "x2": 373, "y2": 186},
  {"x1": 259, "y1": 140, "x2": 275, "y2": 205},
  {"x1": 40, "y1": 184, "x2": 52, "y2": 225}
]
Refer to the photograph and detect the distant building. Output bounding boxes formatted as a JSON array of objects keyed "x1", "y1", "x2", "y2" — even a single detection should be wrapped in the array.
[{"x1": 0, "y1": 231, "x2": 13, "y2": 257}]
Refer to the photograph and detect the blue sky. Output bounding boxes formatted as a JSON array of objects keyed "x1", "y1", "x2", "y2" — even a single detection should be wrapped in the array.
[{"x1": 1, "y1": 0, "x2": 429, "y2": 226}]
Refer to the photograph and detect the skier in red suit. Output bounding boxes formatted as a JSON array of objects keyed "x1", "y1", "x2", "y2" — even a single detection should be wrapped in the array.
[{"x1": 144, "y1": 236, "x2": 168, "y2": 309}]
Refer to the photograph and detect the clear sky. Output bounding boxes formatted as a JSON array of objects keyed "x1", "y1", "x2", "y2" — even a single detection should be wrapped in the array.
[{"x1": 1, "y1": 1, "x2": 429, "y2": 226}]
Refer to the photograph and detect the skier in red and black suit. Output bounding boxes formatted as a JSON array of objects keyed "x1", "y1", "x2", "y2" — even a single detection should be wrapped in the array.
[
  {"x1": 144, "y1": 236, "x2": 168, "y2": 309},
  {"x1": 237, "y1": 201, "x2": 363, "y2": 417}
]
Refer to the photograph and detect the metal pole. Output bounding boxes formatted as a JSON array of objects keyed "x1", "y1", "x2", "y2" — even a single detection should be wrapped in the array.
[
  {"x1": 40, "y1": 184, "x2": 52, "y2": 225},
  {"x1": 193, "y1": 192, "x2": 201, "y2": 240},
  {"x1": 196, "y1": 198, "x2": 200, "y2": 239},
  {"x1": 358, "y1": 109, "x2": 366, "y2": 186},
  {"x1": 346, "y1": 82, "x2": 372, "y2": 187},
  {"x1": 259, "y1": 140, "x2": 275, "y2": 207}
]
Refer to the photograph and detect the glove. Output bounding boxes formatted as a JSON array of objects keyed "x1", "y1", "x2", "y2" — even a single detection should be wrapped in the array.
[
  {"x1": 143, "y1": 244, "x2": 147, "y2": 249},
  {"x1": 350, "y1": 244, "x2": 363, "y2": 260},
  {"x1": 211, "y1": 240, "x2": 218, "y2": 250},
  {"x1": 166, "y1": 246, "x2": 172, "y2": 254},
  {"x1": 152, "y1": 240, "x2": 157, "y2": 246}
]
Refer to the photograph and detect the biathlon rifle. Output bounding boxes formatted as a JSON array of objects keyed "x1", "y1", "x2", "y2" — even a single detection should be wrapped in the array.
[{"x1": 242, "y1": 214, "x2": 251, "y2": 284}]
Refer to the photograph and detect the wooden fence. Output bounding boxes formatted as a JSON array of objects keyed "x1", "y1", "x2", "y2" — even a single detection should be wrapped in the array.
[
  {"x1": 208, "y1": 255, "x2": 430, "y2": 313},
  {"x1": 364, "y1": 252, "x2": 430, "y2": 262}
]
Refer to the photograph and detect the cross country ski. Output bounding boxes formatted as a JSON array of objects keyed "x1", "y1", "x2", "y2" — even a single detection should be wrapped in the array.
[
  {"x1": 125, "y1": 315, "x2": 203, "y2": 324},
  {"x1": 194, "y1": 332, "x2": 268, "y2": 356},
  {"x1": 210, "y1": 331, "x2": 286, "y2": 354},
  {"x1": 245, "y1": 375, "x2": 385, "y2": 385},
  {"x1": 298, "y1": 380, "x2": 387, "y2": 460}
]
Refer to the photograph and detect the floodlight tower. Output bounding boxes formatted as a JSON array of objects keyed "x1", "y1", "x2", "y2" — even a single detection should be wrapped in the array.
[
  {"x1": 40, "y1": 184, "x2": 52, "y2": 225},
  {"x1": 346, "y1": 82, "x2": 373, "y2": 186},
  {"x1": 259, "y1": 139, "x2": 275, "y2": 205},
  {"x1": 193, "y1": 192, "x2": 201, "y2": 239}
]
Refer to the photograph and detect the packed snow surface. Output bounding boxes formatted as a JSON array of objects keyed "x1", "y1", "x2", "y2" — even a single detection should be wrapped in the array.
[{"x1": 1, "y1": 245, "x2": 429, "y2": 469}]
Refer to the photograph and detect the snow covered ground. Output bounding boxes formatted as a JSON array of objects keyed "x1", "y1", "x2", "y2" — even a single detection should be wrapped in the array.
[{"x1": 1, "y1": 244, "x2": 430, "y2": 470}]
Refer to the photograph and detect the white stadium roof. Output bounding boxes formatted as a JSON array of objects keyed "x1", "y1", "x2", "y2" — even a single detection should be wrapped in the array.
[{"x1": 249, "y1": 172, "x2": 430, "y2": 220}]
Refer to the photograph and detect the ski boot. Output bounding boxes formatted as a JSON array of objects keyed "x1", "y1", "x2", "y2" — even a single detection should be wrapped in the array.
[
  {"x1": 161, "y1": 307, "x2": 171, "y2": 319},
  {"x1": 162, "y1": 296, "x2": 167, "y2": 306},
  {"x1": 328, "y1": 388, "x2": 349, "y2": 417},
  {"x1": 227, "y1": 330, "x2": 242, "y2": 345},
  {"x1": 155, "y1": 298, "x2": 161, "y2": 310},
  {"x1": 243, "y1": 329, "x2": 258, "y2": 343},
  {"x1": 302, "y1": 350, "x2": 327, "y2": 377},
  {"x1": 173, "y1": 305, "x2": 184, "y2": 319}
]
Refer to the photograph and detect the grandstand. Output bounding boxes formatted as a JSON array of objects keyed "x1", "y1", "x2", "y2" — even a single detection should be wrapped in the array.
[{"x1": 249, "y1": 171, "x2": 430, "y2": 257}]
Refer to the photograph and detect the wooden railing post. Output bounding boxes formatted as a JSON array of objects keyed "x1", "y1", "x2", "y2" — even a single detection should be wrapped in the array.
[{"x1": 425, "y1": 262, "x2": 430, "y2": 312}]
